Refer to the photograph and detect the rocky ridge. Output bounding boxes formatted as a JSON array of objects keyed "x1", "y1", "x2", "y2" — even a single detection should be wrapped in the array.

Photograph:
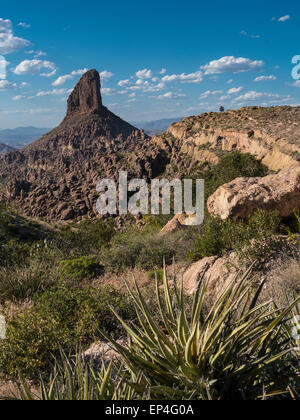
[
  {"x1": 0, "y1": 70, "x2": 168, "y2": 221},
  {"x1": 153, "y1": 106, "x2": 300, "y2": 172}
]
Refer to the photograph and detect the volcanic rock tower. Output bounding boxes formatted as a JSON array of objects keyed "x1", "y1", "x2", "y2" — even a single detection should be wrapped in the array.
[{"x1": 0, "y1": 70, "x2": 167, "y2": 220}]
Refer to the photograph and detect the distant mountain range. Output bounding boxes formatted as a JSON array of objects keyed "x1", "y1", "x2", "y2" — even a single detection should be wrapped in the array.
[
  {"x1": 132, "y1": 117, "x2": 183, "y2": 136},
  {"x1": 0, "y1": 119, "x2": 181, "y2": 152},
  {"x1": 0, "y1": 126, "x2": 52, "y2": 149}
]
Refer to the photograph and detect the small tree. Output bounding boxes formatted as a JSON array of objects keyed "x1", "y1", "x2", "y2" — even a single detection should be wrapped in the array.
[{"x1": 219, "y1": 106, "x2": 225, "y2": 113}]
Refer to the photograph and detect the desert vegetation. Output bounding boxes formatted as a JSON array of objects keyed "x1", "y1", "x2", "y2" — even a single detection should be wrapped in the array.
[{"x1": 0, "y1": 151, "x2": 299, "y2": 400}]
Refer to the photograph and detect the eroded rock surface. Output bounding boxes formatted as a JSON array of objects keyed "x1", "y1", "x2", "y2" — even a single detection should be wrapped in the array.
[
  {"x1": 153, "y1": 106, "x2": 300, "y2": 173},
  {"x1": 0, "y1": 70, "x2": 168, "y2": 221},
  {"x1": 207, "y1": 168, "x2": 300, "y2": 220}
]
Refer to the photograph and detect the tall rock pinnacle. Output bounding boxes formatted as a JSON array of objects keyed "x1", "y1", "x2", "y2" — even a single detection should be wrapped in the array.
[{"x1": 66, "y1": 69, "x2": 103, "y2": 117}]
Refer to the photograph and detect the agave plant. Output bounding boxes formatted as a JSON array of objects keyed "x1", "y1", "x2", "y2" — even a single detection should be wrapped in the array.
[{"x1": 103, "y1": 265, "x2": 299, "y2": 400}]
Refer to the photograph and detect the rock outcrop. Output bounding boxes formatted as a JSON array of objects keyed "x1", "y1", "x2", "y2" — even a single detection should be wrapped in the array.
[
  {"x1": 183, "y1": 254, "x2": 238, "y2": 297},
  {"x1": 0, "y1": 70, "x2": 168, "y2": 221},
  {"x1": 153, "y1": 106, "x2": 300, "y2": 173},
  {"x1": 65, "y1": 69, "x2": 102, "y2": 118},
  {"x1": 182, "y1": 236, "x2": 299, "y2": 300},
  {"x1": 207, "y1": 168, "x2": 300, "y2": 220}
]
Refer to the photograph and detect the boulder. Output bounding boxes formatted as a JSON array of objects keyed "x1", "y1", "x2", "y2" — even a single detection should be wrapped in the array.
[
  {"x1": 182, "y1": 236, "x2": 299, "y2": 300},
  {"x1": 207, "y1": 168, "x2": 300, "y2": 220},
  {"x1": 159, "y1": 214, "x2": 188, "y2": 235},
  {"x1": 183, "y1": 254, "x2": 238, "y2": 297}
]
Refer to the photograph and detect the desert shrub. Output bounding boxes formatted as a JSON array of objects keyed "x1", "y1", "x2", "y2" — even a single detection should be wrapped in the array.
[
  {"x1": 188, "y1": 151, "x2": 268, "y2": 199},
  {"x1": 59, "y1": 256, "x2": 102, "y2": 281},
  {"x1": 147, "y1": 269, "x2": 164, "y2": 282},
  {"x1": 188, "y1": 210, "x2": 281, "y2": 264},
  {"x1": 0, "y1": 208, "x2": 45, "y2": 243},
  {"x1": 15, "y1": 270, "x2": 300, "y2": 400},
  {"x1": 0, "y1": 259, "x2": 59, "y2": 304},
  {"x1": 0, "y1": 239, "x2": 32, "y2": 267},
  {"x1": 288, "y1": 212, "x2": 300, "y2": 249},
  {"x1": 100, "y1": 226, "x2": 177, "y2": 272},
  {"x1": 48, "y1": 219, "x2": 114, "y2": 260},
  {"x1": 0, "y1": 284, "x2": 135, "y2": 378}
]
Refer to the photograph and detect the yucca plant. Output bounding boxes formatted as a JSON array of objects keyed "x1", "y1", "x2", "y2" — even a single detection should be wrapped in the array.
[
  {"x1": 16, "y1": 351, "x2": 139, "y2": 401},
  {"x1": 103, "y1": 265, "x2": 299, "y2": 400}
]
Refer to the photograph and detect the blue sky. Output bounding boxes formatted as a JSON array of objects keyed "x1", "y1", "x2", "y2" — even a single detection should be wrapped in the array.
[{"x1": 0, "y1": 0, "x2": 299, "y2": 128}]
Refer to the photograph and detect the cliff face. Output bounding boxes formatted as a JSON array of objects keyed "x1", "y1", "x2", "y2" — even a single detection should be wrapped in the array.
[
  {"x1": 0, "y1": 70, "x2": 168, "y2": 221},
  {"x1": 153, "y1": 106, "x2": 300, "y2": 172}
]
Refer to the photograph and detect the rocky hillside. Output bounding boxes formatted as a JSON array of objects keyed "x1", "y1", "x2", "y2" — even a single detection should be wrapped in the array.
[
  {"x1": 0, "y1": 143, "x2": 15, "y2": 155},
  {"x1": 0, "y1": 69, "x2": 299, "y2": 222},
  {"x1": 153, "y1": 106, "x2": 300, "y2": 172},
  {"x1": 0, "y1": 70, "x2": 168, "y2": 221}
]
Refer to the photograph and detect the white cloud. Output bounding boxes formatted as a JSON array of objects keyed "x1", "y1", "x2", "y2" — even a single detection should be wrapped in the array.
[
  {"x1": 12, "y1": 95, "x2": 25, "y2": 100},
  {"x1": 26, "y1": 49, "x2": 47, "y2": 58},
  {"x1": 13, "y1": 59, "x2": 56, "y2": 76},
  {"x1": 293, "y1": 80, "x2": 300, "y2": 87},
  {"x1": 118, "y1": 79, "x2": 130, "y2": 87},
  {"x1": 52, "y1": 68, "x2": 89, "y2": 86},
  {"x1": 228, "y1": 86, "x2": 243, "y2": 94},
  {"x1": 159, "y1": 68, "x2": 167, "y2": 74},
  {"x1": 254, "y1": 75, "x2": 277, "y2": 82},
  {"x1": 278, "y1": 15, "x2": 291, "y2": 22},
  {"x1": 100, "y1": 70, "x2": 114, "y2": 80},
  {"x1": 201, "y1": 56, "x2": 264, "y2": 75},
  {"x1": 199, "y1": 90, "x2": 223, "y2": 99},
  {"x1": 0, "y1": 18, "x2": 30, "y2": 54},
  {"x1": 18, "y1": 22, "x2": 31, "y2": 29},
  {"x1": 157, "y1": 91, "x2": 186, "y2": 100},
  {"x1": 101, "y1": 88, "x2": 116, "y2": 95},
  {"x1": 125, "y1": 79, "x2": 165, "y2": 93},
  {"x1": 36, "y1": 88, "x2": 70, "y2": 97},
  {"x1": 234, "y1": 91, "x2": 281, "y2": 102},
  {"x1": 162, "y1": 70, "x2": 203, "y2": 84},
  {"x1": 0, "y1": 79, "x2": 17, "y2": 90},
  {"x1": 136, "y1": 69, "x2": 153, "y2": 79},
  {"x1": 240, "y1": 30, "x2": 260, "y2": 39},
  {"x1": 227, "y1": 79, "x2": 234, "y2": 84}
]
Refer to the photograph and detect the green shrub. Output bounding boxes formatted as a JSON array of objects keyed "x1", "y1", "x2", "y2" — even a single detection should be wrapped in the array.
[
  {"x1": 59, "y1": 256, "x2": 102, "y2": 281},
  {"x1": 0, "y1": 259, "x2": 59, "y2": 304},
  {"x1": 0, "y1": 284, "x2": 135, "y2": 378},
  {"x1": 147, "y1": 269, "x2": 164, "y2": 282},
  {"x1": 188, "y1": 210, "x2": 281, "y2": 265},
  {"x1": 188, "y1": 151, "x2": 269, "y2": 199},
  {"x1": 49, "y1": 219, "x2": 114, "y2": 260},
  {"x1": 101, "y1": 226, "x2": 177, "y2": 272}
]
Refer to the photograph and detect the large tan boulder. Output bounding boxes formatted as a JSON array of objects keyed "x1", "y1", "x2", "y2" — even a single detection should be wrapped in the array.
[
  {"x1": 207, "y1": 168, "x2": 300, "y2": 220},
  {"x1": 182, "y1": 236, "x2": 299, "y2": 300},
  {"x1": 183, "y1": 253, "x2": 239, "y2": 297}
]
